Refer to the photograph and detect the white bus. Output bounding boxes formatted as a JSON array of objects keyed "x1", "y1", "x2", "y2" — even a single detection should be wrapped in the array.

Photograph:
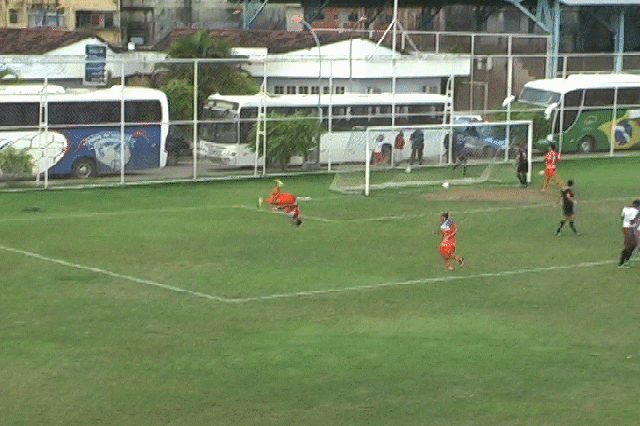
[
  {"x1": 197, "y1": 92, "x2": 451, "y2": 167},
  {"x1": 0, "y1": 85, "x2": 169, "y2": 178},
  {"x1": 506, "y1": 73, "x2": 640, "y2": 153}
]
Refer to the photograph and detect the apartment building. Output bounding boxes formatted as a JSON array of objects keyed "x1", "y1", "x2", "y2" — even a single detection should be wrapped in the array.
[{"x1": 0, "y1": 0, "x2": 121, "y2": 43}]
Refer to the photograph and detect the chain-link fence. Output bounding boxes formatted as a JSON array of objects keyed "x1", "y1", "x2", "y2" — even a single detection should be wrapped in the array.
[{"x1": 1, "y1": 31, "x2": 639, "y2": 190}]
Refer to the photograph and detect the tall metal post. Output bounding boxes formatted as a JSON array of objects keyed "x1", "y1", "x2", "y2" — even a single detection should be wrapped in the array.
[{"x1": 193, "y1": 59, "x2": 198, "y2": 180}]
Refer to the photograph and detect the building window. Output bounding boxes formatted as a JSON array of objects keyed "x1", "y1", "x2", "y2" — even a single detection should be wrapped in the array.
[
  {"x1": 28, "y1": 8, "x2": 65, "y2": 27},
  {"x1": 311, "y1": 86, "x2": 320, "y2": 95},
  {"x1": 286, "y1": 86, "x2": 296, "y2": 94},
  {"x1": 335, "y1": 86, "x2": 346, "y2": 94},
  {"x1": 76, "y1": 11, "x2": 114, "y2": 29},
  {"x1": 9, "y1": 8, "x2": 21, "y2": 24},
  {"x1": 298, "y1": 86, "x2": 309, "y2": 95},
  {"x1": 323, "y1": 87, "x2": 330, "y2": 94},
  {"x1": 273, "y1": 86, "x2": 284, "y2": 95}
]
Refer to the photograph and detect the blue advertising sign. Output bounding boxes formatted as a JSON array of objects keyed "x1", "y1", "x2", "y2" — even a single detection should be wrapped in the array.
[{"x1": 84, "y1": 45, "x2": 107, "y2": 86}]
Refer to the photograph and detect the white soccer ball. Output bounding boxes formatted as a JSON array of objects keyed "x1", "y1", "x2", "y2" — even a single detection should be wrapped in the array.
[
  {"x1": 405, "y1": 165, "x2": 411, "y2": 173},
  {"x1": 442, "y1": 181, "x2": 449, "y2": 189}
]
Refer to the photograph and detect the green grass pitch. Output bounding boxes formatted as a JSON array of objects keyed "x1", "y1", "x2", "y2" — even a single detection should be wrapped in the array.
[{"x1": 1, "y1": 156, "x2": 639, "y2": 425}]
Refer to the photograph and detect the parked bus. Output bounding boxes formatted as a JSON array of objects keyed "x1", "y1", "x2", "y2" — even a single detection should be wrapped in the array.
[
  {"x1": 506, "y1": 73, "x2": 640, "y2": 153},
  {"x1": 0, "y1": 85, "x2": 169, "y2": 178},
  {"x1": 197, "y1": 92, "x2": 451, "y2": 167}
]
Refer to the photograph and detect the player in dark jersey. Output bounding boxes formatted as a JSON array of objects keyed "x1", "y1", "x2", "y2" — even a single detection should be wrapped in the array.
[
  {"x1": 555, "y1": 180, "x2": 580, "y2": 236},
  {"x1": 515, "y1": 145, "x2": 529, "y2": 187}
]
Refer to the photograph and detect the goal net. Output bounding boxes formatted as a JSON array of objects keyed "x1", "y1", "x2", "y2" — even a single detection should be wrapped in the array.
[{"x1": 329, "y1": 119, "x2": 533, "y2": 195}]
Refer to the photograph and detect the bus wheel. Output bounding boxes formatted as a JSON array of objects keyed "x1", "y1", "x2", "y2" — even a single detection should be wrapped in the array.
[
  {"x1": 72, "y1": 158, "x2": 97, "y2": 179},
  {"x1": 578, "y1": 136, "x2": 596, "y2": 153}
]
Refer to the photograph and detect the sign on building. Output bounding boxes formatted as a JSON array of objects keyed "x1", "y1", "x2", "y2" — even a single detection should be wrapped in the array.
[{"x1": 84, "y1": 45, "x2": 107, "y2": 86}]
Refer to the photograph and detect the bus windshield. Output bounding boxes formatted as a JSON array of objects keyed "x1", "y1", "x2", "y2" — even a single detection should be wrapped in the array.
[
  {"x1": 518, "y1": 87, "x2": 561, "y2": 106},
  {"x1": 200, "y1": 105, "x2": 238, "y2": 144}
]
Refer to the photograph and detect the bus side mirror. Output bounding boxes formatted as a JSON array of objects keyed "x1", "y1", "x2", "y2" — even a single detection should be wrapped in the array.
[
  {"x1": 544, "y1": 102, "x2": 558, "y2": 120},
  {"x1": 502, "y1": 95, "x2": 516, "y2": 107}
]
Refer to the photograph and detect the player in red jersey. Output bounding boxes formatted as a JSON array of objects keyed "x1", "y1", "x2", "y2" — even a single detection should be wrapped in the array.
[
  {"x1": 437, "y1": 212, "x2": 464, "y2": 270},
  {"x1": 541, "y1": 143, "x2": 564, "y2": 192},
  {"x1": 258, "y1": 180, "x2": 303, "y2": 226}
]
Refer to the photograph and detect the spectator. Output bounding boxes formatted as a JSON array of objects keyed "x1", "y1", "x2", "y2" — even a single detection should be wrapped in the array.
[{"x1": 409, "y1": 129, "x2": 424, "y2": 165}]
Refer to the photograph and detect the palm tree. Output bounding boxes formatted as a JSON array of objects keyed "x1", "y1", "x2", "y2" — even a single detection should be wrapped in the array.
[{"x1": 158, "y1": 29, "x2": 258, "y2": 122}]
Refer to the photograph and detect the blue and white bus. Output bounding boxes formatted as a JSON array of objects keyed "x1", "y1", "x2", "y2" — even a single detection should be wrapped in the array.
[{"x1": 0, "y1": 85, "x2": 169, "y2": 178}]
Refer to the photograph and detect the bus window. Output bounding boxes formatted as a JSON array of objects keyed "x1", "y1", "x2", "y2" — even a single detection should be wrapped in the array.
[
  {"x1": 561, "y1": 89, "x2": 582, "y2": 131},
  {"x1": 126, "y1": 100, "x2": 162, "y2": 123},
  {"x1": 369, "y1": 105, "x2": 391, "y2": 126},
  {"x1": 406, "y1": 104, "x2": 442, "y2": 124},
  {"x1": 330, "y1": 107, "x2": 349, "y2": 130},
  {"x1": 519, "y1": 87, "x2": 561, "y2": 106},
  {"x1": 350, "y1": 106, "x2": 368, "y2": 127},
  {"x1": 395, "y1": 105, "x2": 409, "y2": 124},
  {"x1": 239, "y1": 107, "x2": 257, "y2": 143},
  {"x1": 584, "y1": 88, "x2": 615, "y2": 107},
  {"x1": 617, "y1": 87, "x2": 640, "y2": 106},
  {"x1": 49, "y1": 101, "x2": 121, "y2": 126},
  {"x1": 0, "y1": 102, "x2": 39, "y2": 127}
]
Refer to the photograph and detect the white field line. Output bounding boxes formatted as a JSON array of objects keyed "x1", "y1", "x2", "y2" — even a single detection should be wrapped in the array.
[
  {"x1": 0, "y1": 242, "x2": 617, "y2": 304},
  {"x1": 0, "y1": 244, "x2": 242, "y2": 304},
  {"x1": 0, "y1": 196, "x2": 634, "y2": 224},
  {"x1": 239, "y1": 196, "x2": 628, "y2": 223}
]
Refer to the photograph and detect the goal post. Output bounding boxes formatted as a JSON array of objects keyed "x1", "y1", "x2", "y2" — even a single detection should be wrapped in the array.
[{"x1": 328, "y1": 119, "x2": 533, "y2": 195}]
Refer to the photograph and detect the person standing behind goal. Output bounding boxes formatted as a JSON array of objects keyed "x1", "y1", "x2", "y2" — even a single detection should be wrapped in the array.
[
  {"x1": 409, "y1": 129, "x2": 424, "y2": 165},
  {"x1": 516, "y1": 145, "x2": 529, "y2": 187},
  {"x1": 619, "y1": 199, "x2": 640, "y2": 267}
]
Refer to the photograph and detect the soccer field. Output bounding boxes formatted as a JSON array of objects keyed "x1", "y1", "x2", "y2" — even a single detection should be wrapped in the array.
[{"x1": 1, "y1": 156, "x2": 639, "y2": 425}]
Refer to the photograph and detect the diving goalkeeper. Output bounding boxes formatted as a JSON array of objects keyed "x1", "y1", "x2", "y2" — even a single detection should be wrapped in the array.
[{"x1": 258, "y1": 180, "x2": 303, "y2": 226}]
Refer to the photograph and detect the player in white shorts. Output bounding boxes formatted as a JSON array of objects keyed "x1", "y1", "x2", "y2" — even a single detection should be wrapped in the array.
[{"x1": 619, "y1": 199, "x2": 640, "y2": 267}]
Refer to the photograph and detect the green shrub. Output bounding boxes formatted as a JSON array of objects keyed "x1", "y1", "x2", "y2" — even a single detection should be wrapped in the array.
[
  {"x1": 0, "y1": 147, "x2": 34, "y2": 180},
  {"x1": 249, "y1": 112, "x2": 327, "y2": 170}
]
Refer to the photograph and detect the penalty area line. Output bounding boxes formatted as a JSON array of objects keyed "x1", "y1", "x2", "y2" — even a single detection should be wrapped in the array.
[
  {"x1": 0, "y1": 244, "x2": 242, "y2": 304},
  {"x1": 0, "y1": 242, "x2": 617, "y2": 304},
  {"x1": 239, "y1": 259, "x2": 617, "y2": 302}
]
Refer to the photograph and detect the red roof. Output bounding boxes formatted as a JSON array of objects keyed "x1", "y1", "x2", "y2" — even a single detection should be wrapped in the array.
[
  {"x1": 0, "y1": 28, "x2": 108, "y2": 54},
  {"x1": 154, "y1": 28, "x2": 360, "y2": 54}
]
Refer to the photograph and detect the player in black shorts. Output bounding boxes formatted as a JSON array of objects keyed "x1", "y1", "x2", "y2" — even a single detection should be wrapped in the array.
[
  {"x1": 516, "y1": 145, "x2": 529, "y2": 187},
  {"x1": 556, "y1": 180, "x2": 580, "y2": 236}
]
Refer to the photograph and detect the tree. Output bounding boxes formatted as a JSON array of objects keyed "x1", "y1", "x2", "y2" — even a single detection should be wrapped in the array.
[
  {"x1": 250, "y1": 113, "x2": 327, "y2": 170},
  {"x1": 157, "y1": 29, "x2": 259, "y2": 124}
]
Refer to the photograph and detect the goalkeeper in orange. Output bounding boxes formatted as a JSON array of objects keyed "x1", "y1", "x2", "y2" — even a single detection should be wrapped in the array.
[{"x1": 258, "y1": 180, "x2": 303, "y2": 226}]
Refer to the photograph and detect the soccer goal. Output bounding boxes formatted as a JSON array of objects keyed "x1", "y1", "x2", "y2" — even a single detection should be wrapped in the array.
[{"x1": 328, "y1": 119, "x2": 533, "y2": 195}]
